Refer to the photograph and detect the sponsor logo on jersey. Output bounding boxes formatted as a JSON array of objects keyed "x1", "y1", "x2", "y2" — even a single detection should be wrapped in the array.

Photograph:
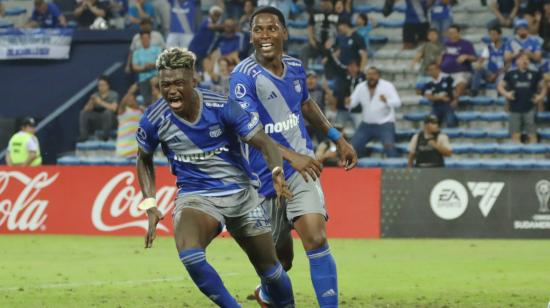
[
  {"x1": 234, "y1": 83, "x2": 247, "y2": 98},
  {"x1": 137, "y1": 127, "x2": 147, "y2": 141},
  {"x1": 264, "y1": 113, "x2": 299, "y2": 134},
  {"x1": 286, "y1": 61, "x2": 301, "y2": 67},
  {"x1": 173, "y1": 146, "x2": 229, "y2": 162}
]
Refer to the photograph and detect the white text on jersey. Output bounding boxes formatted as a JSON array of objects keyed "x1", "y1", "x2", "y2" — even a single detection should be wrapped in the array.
[
  {"x1": 173, "y1": 146, "x2": 229, "y2": 162},
  {"x1": 264, "y1": 113, "x2": 300, "y2": 134}
]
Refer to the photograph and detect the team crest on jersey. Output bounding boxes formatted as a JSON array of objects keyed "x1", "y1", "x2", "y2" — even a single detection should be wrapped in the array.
[
  {"x1": 239, "y1": 101, "x2": 249, "y2": 109},
  {"x1": 137, "y1": 127, "x2": 147, "y2": 141},
  {"x1": 209, "y1": 125, "x2": 223, "y2": 138},
  {"x1": 235, "y1": 83, "x2": 247, "y2": 98},
  {"x1": 293, "y1": 80, "x2": 302, "y2": 93}
]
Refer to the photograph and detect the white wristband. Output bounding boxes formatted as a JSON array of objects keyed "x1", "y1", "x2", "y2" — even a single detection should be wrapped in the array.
[
  {"x1": 272, "y1": 166, "x2": 283, "y2": 176},
  {"x1": 138, "y1": 197, "x2": 157, "y2": 211}
]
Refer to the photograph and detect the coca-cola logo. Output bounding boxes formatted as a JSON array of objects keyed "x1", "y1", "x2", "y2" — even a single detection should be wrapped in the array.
[
  {"x1": 0, "y1": 171, "x2": 58, "y2": 231},
  {"x1": 92, "y1": 172, "x2": 177, "y2": 232}
]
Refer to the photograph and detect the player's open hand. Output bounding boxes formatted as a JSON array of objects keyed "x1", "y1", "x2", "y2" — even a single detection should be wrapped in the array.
[
  {"x1": 144, "y1": 207, "x2": 164, "y2": 249},
  {"x1": 272, "y1": 167, "x2": 293, "y2": 201},
  {"x1": 336, "y1": 138, "x2": 358, "y2": 171},
  {"x1": 288, "y1": 152, "x2": 322, "y2": 182}
]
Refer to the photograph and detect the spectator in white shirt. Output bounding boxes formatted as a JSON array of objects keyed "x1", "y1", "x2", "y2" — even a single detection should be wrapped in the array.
[{"x1": 348, "y1": 67, "x2": 402, "y2": 157}]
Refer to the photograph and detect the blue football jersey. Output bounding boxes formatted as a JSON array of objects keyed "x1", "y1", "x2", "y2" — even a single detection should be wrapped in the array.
[
  {"x1": 229, "y1": 55, "x2": 314, "y2": 198},
  {"x1": 136, "y1": 88, "x2": 262, "y2": 197}
]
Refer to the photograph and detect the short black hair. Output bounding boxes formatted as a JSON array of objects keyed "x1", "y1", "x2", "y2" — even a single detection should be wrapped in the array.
[
  {"x1": 139, "y1": 30, "x2": 151, "y2": 37},
  {"x1": 488, "y1": 25, "x2": 502, "y2": 34},
  {"x1": 449, "y1": 24, "x2": 461, "y2": 32},
  {"x1": 249, "y1": 6, "x2": 286, "y2": 29},
  {"x1": 98, "y1": 75, "x2": 110, "y2": 84}
]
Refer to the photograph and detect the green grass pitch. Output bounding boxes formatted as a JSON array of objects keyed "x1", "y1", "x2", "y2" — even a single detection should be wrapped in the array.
[{"x1": 0, "y1": 235, "x2": 549, "y2": 307}]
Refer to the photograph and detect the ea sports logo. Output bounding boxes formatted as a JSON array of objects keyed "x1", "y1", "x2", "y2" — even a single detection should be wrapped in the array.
[{"x1": 430, "y1": 179, "x2": 468, "y2": 220}]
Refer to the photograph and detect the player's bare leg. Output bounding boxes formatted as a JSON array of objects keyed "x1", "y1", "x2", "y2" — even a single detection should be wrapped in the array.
[
  {"x1": 235, "y1": 233, "x2": 295, "y2": 307},
  {"x1": 173, "y1": 208, "x2": 240, "y2": 308}
]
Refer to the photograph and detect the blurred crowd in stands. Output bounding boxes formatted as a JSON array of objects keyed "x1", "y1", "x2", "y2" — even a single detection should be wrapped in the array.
[{"x1": 3, "y1": 0, "x2": 550, "y2": 167}]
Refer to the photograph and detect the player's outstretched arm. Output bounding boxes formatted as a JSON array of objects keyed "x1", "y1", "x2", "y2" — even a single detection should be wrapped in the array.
[
  {"x1": 247, "y1": 130, "x2": 293, "y2": 200},
  {"x1": 136, "y1": 148, "x2": 164, "y2": 248},
  {"x1": 301, "y1": 99, "x2": 358, "y2": 170}
]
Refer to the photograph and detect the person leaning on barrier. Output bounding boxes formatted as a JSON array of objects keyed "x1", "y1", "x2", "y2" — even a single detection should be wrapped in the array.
[
  {"x1": 407, "y1": 114, "x2": 452, "y2": 168},
  {"x1": 6, "y1": 117, "x2": 42, "y2": 167}
]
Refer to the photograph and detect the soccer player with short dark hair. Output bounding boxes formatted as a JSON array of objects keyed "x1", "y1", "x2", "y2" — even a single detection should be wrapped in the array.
[
  {"x1": 136, "y1": 47, "x2": 295, "y2": 307},
  {"x1": 229, "y1": 6, "x2": 357, "y2": 307}
]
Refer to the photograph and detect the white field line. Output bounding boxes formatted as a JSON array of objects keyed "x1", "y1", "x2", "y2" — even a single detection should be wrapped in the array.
[{"x1": 0, "y1": 272, "x2": 243, "y2": 292}]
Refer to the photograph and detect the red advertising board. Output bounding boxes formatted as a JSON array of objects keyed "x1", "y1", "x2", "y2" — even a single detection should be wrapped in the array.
[{"x1": 0, "y1": 167, "x2": 380, "y2": 238}]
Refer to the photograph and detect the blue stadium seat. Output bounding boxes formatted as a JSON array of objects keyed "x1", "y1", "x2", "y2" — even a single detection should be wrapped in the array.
[
  {"x1": 479, "y1": 159, "x2": 509, "y2": 169},
  {"x1": 456, "y1": 111, "x2": 480, "y2": 122},
  {"x1": 472, "y1": 143, "x2": 498, "y2": 154},
  {"x1": 454, "y1": 159, "x2": 482, "y2": 168},
  {"x1": 536, "y1": 112, "x2": 550, "y2": 122},
  {"x1": 522, "y1": 143, "x2": 549, "y2": 154},
  {"x1": 395, "y1": 143, "x2": 409, "y2": 153},
  {"x1": 80, "y1": 157, "x2": 109, "y2": 165},
  {"x1": 496, "y1": 143, "x2": 522, "y2": 155},
  {"x1": 538, "y1": 128, "x2": 550, "y2": 140},
  {"x1": 507, "y1": 159, "x2": 536, "y2": 169},
  {"x1": 404, "y1": 111, "x2": 429, "y2": 122},
  {"x1": 357, "y1": 158, "x2": 381, "y2": 168},
  {"x1": 469, "y1": 96, "x2": 494, "y2": 106},
  {"x1": 57, "y1": 156, "x2": 81, "y2": 165},
  {"x1": 100, "y1": 141, "x2": 116, "y2": 152},
  {"x1": 287, "y1": 20, "x2": 308, "y2": 28},
  {"x1": 378, "y1": 20, "x2": 404, "y2": 28},
  {"x1": 106, "y1": 156, "x2": 126, "y2": 165},
  {"x1": 487, "y1": 129, "x2": 509, "y2": 139},
  {"x1": 369, "y1": 35, "x2": 388, "y2": 44},
  {"x1": 452, "y1": 143, "x2": 474, "y2": 154},
  {"x1": 458, "y1": 96, "x2": 471, "y2": 104},
  {"x1": 153, "y1": 157, "x2": 169, "y2": 166},
  {"x1": 353, "y1": 4, "x2": 382, "y2": 13},
  {"x1": 5, "y1": 7, "x2": 27, "y2": 16},
  {"x1": 463, "y1": 128, "x2": 487, "y2": 139},
  {"x1": 494, "y1": 97, "x2": 506, "y2": 106},
  {"x1": 0, "y1": 20, "x2": 14, "y2": 28},
  {"x1": 442, "y1": 127, "x2": 463, "y2": 138},
  {"x1": 445, "y1": 159, "x2": 459, "y2": 168},
  {"x1": 394, "y1": 4, "x2": 406, "y2": 12},
  {"x1": 379, "y1": 158, "x2": 407, "y2": 168},
  {"x1": 533, "y1": 160, "x2": 550, "y2": 168},
  {"x1": 479, "y1": 111, "x2": 508, "y2": 121},
  {"x1": 76, "y1": 140, "x2": 102, "y2": 153},
  {"x1": 369, "y1": 143, "x2": 384, "y2": 153},
  {"x1": 288, "y1": 35, "x2": 308, "y2": 43},
  {"x1": 419, "y1": 97, "x2": 431, "y2": 106},
  {"x1": 396, "y1": 129, "x2": 416, "y2": 139}
]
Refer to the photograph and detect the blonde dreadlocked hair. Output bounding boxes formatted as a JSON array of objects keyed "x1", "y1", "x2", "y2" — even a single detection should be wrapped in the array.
[{"x1": 156, "y1": 47, "x2": 196, "y2": 71}]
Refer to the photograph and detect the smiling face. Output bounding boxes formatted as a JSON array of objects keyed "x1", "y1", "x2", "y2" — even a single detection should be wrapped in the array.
[
  {"x1": 159, "y1": 68, "x2": 195, "y2": 114},
  {"x1": 250, "y1": 12, "x2": 288, "y2": 64}
]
